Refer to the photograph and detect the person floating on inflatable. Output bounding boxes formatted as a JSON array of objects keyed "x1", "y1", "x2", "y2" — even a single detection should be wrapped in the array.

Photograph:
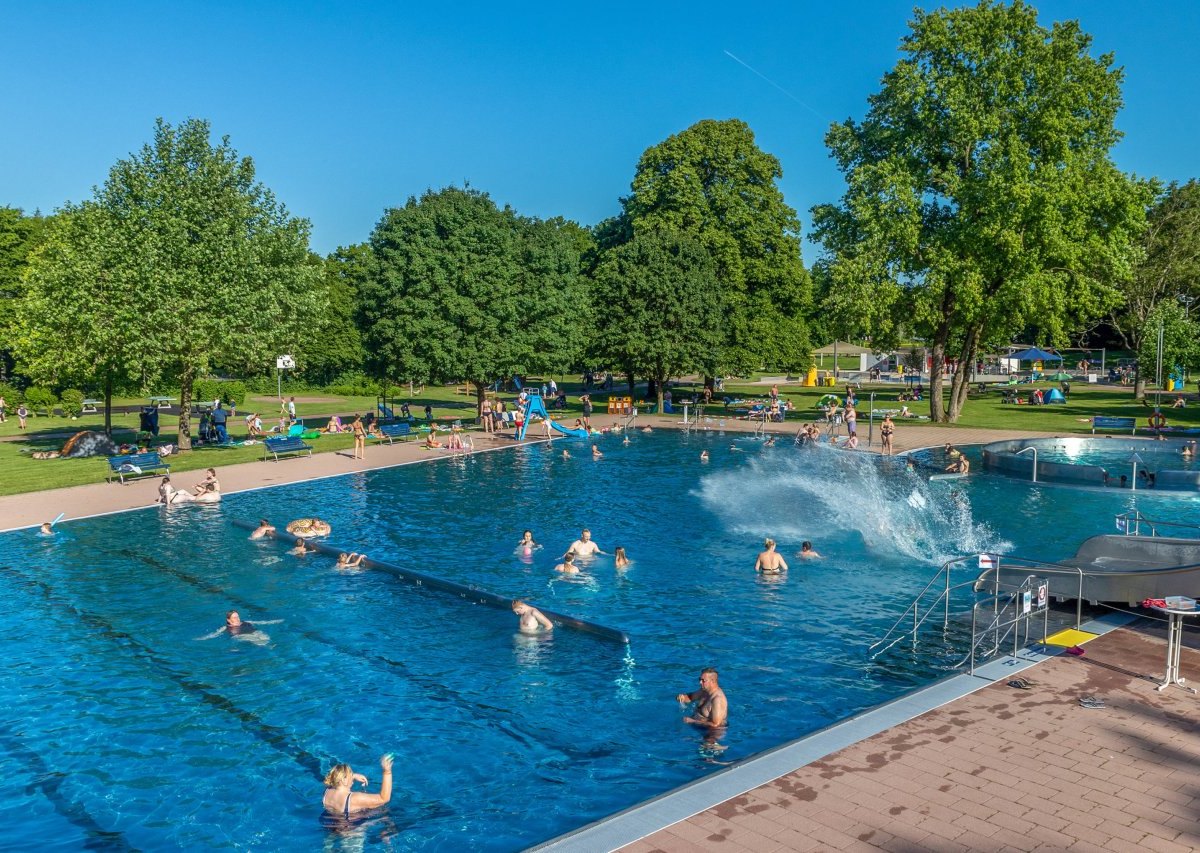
[{"x1": 287, "y1": 518, "x2": 332, "y2": 538}]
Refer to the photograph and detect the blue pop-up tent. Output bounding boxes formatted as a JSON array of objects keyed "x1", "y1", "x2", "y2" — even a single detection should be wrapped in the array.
[{"x1": 1009, "y1": 347, "x2": 1062, "y2": 362}]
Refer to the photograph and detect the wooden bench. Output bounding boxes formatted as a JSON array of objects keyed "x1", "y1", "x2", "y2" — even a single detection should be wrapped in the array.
[
  {"x1": 371, "y1": 422, "x2": 413, "y2": 444},
  {"x1": 1092, "y1": 416, "x2": 1136, "y2": 435},
  {"x1": 262, "y1": 436, "x2": 313, "y2": 461},
  {"x1": 107, "y1": 451, "x2": 170, "y2": 483}
]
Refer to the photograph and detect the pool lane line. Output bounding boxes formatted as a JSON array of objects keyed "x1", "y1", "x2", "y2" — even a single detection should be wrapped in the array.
[
  {"x1": 231, "y1": 518, "x2": 632, "y2": 645},
  {"x1": 0, "y1": 722, "x2": 137, "y2": 851},
  {"x1": 92, "y1": 542, "x2": 596, "y2": 763},
  {"x1": 2, "y1": 566, "x2": 329, "y2": 780}
]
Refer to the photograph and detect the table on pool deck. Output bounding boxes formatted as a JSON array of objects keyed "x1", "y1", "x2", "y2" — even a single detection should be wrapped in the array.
[
  {"x1": 149, "y1": 396, "x2": 174, "y2": 409},
  {"x1": 1150, "y1": 605, "x2": 1200, "y2": 693}
]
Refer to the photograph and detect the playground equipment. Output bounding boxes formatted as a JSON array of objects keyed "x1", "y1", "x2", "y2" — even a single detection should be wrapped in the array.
[{"x1": 517, "y1": 390, "x2": 590, "y2": 440}]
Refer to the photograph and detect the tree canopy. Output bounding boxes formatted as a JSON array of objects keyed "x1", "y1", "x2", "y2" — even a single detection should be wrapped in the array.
[
  {"x1": 17, "y1": 118, "x2": 322, "y2": 443},
  {"x1": 357, "y1": 186, "x2": 585, "y2": 409},
  {"x1": 1111, "y1": 180, "x2": 1200, "y2": 394},
  {"x1": 0, "y1": 207, "x2": 48, "y2": 382},
  {"x1": 617, "y1": 119, "x2": 811, "y2": 376},
  {"x1": 812, "y1": 0, "x2": 1150, "y2": 421},
  {"x1": 591, "y1": 227, "x2": 723, "y2": 409}
]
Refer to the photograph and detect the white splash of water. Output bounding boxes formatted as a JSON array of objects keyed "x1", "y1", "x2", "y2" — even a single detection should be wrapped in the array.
[{"x1": 696, "y1": 446, "x2": 1008, "y2": 564}]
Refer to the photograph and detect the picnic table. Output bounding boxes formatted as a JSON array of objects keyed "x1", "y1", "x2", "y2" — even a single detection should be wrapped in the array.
[
  {"x1": 81, "y1": 399, "x2": 101, "y2": 413},
  {"x1": 149, "y1": 396, "x2": 174, "y2": 409}
]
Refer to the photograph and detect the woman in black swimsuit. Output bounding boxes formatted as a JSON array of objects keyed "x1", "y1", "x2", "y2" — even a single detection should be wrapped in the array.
[
  {"x1": 322, "y1": 753, "x2": 394, "y2": 819},
  {"x1": 880, "y1": 415, "x2": 895, "y2": 456}
]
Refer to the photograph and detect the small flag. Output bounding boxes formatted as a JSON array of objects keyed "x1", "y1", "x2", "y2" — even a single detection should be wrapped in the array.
[
  {"x1": 978, "y1": 554, "x2": 997, "y2": 570},
  {"x1": 1115, "y1": 517, "x2": 1127, "y2": 533}
]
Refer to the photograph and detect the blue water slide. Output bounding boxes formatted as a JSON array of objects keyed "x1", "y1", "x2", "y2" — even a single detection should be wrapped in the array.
[{"x1": 517, "y1": 392, "x2": 590, "y2": 440}]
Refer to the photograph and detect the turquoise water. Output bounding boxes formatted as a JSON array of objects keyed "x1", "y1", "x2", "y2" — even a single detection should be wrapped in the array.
[
  {"x1": 1015, "y1": 437, "x2": 1200, "y2": 472},
  {"x1": 2, "y1": 433, "x2": 1198, "y2": 850}
]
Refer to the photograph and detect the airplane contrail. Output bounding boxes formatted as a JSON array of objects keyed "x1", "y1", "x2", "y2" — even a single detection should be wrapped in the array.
[{"x1": 723, "y1": 50, "x2": 822, "y2": 118}]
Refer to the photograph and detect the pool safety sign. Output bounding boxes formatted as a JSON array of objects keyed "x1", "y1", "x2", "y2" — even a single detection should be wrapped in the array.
[
  {"x1": 978, "y1": 554, "x2": 997, "y2": 570},
  {"x1": 1037, "y1": 583, "x2": 1048, "y2": 609}
]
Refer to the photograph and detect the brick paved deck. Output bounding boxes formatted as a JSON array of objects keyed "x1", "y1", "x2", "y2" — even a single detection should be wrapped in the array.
[{"x1": 620, "y1": 625, "x2": 1200, "y2": 853}]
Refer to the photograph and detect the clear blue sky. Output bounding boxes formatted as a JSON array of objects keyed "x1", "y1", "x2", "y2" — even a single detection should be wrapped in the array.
[{"x1": 3, "y1": 1, "x2": 1197, "y2": 256}]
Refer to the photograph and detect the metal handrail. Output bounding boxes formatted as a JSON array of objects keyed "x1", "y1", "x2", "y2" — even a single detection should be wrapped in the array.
[
  {"x1": 871, "y1": 552, "x2": 1088, "y2": 662},
  {"x1": 1115, "y1": 511, "x2": 1200, "y2": 538},
  {"x1": 1015, "y1": 445, "x2": 1038, "y2": 482}
]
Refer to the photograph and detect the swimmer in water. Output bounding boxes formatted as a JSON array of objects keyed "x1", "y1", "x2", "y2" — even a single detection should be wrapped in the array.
[
  {"x1": 249, "y1": 519, "x2": 275, "y2": 540},
  {"x1": 676, "y1": 667, "x2": 728, "y2": 729},
  {"x1": 614, "y1": 546, "x2": 631, "y2": 569},
  {"x1": 197, "y1": 610, "x2": 275, "y2": 644},
  {"x1": 39, "y1": 521, "x2": 55, "y2": 535},
  {"x1": 336, "y1": 552, "x2": 366, "y2": 569},
  {"x1": 623, "y1": 436, "x2": 631, "y2": 446},
  {"x1": 511, "y1": 599, "x2": 553, "y2": 633},
  {"x1": 700, "y1": 450, "x2": 709, "y2": 462},
  {"x1": 592, "y1": 444, "x2": 603, "y2": 458},
  {"x1": 567, "y1": 528, "x2": 604, "y2": 557},
  {"x1": 754, "y1": 538, "x2": 788, "y2": 574},
  {"x1": 554, "y1": 553, "x2": 580, "y2": 574},
  {"x1": 798, "y1": 540, "x2": 821, "y2": 559},
  {"x1": 562, "y1": 449, "x2": 571, "y2": 459},
  {"x1": 641, "y1": 426, "x2": 653, "y2": 433},
  {"x1": 764, "y1": 435, "x2": 776, "y2": 447},
  {"x1": 289, "y1": 540, "x2": 311, "y2": 557},
  {"x1": 322, "y1": 754, "x2": 394, "y2": 819},
  {"x1": 517, "y1": 530, "x2": 538, "y2": 550}
]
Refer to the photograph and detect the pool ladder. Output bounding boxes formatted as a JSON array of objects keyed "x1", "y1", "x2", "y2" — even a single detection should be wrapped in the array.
[{"x1": 871, "y1": 553, "x2": 1086, "y2": 675}]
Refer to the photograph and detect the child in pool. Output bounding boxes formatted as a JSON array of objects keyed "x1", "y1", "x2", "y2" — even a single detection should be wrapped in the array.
[{"x1": 614, "y1": 547, "x2": 631, "y2": 569}]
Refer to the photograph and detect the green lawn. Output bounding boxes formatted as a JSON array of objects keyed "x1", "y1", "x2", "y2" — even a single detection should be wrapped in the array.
[{"x1": 0, "y1": 377, "x2": 1189, "y2": 498}]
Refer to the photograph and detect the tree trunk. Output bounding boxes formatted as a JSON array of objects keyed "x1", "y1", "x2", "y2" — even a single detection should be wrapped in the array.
[
  {"x1": 103, "y1": 375, "x2": 113, "y2": 436},
  {"x1": 704, "y1": 376, "x2": 715, "y2": 394},
  {"x1": 647, "y1": 378, "x2": 658, "y2": 402},
  {"x1": 946, "y1": 324, "x2": 980, "y2": 423},
  {"x1": 626, "y1": 371, "x2": 636, "y2": 394},
  {"x1": 177, "y1": 368, "x2": 194, "y2": 451},
  {"x1": 473, "y1": 380, "x2": 487, "y2": 421},
  {"x1": 1134, "y1": 365, "x2": 1146, "y2": 401},
  {"x1": 655, "y1": 373, "x2": 665, "y2": 413},
  {"x1": 928, "y1": 336, "x2": 949, "y2": 423}
]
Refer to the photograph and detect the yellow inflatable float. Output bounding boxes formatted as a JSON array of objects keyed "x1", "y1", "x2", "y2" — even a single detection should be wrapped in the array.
[{"x1": 286, "y1": 518, "x2": 332, "y2": 538}]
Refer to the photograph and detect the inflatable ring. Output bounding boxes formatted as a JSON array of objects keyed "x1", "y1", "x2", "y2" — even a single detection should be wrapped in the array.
[
  {"x1": 286, "y1": 518, "x2": 331, "y2": 538},
  {"x1": 1148, "y1": 413, "x2": 1167, "y2": 429},
  {"x1": 817, "y1": 394, "x2": 841, "y2": 408}
]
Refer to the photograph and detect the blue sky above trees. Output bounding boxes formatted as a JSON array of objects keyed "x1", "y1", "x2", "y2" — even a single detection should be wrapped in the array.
[{"x1": 3, "y1": 1, "x2": 1197, "y2": 254}]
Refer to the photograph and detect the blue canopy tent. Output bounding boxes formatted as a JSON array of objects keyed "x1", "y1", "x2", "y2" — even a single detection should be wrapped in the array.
[{"x1": 1009, "y1": 347, "x2": 1063, "y2": 363}]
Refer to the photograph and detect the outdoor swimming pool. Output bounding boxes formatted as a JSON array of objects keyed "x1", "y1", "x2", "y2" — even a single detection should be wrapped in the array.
[
  {"x1": 3, "y1": 432, "x2": 1199, "y2": 851},
  {"x1": 982, "y1": 436, "x2": 1200, "y2": 490}
]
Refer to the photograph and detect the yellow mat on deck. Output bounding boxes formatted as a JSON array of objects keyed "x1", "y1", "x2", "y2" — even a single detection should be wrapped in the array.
[{"x1": 1044, "y1": 628, "x2": 1099, "y2": 647}]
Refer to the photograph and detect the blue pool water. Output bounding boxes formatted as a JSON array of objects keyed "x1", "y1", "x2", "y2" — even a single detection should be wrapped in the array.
[{"x1": 3, "y1": 432, "x2": 1199, "y2": 850}]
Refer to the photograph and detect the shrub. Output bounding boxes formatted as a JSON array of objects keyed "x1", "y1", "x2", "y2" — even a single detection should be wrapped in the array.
[
  {"x1": 221, "y1": 381, "x2": 247, "y2": 408},
  {"x1": 0, "y1": 382, "x2": 19, "y2": 407},
  {"x1": 23, "y1": 386, "x2": 58, "y2": 415},
  {"x1": 192, "y1": 379, "x2": 222, "y2": 407},
  {"x1": 324, "y1": 371, "x2": 380, "y2": 397},
  {"x1": 59, "y1": 388, "x2": 85, "y2": 417}
]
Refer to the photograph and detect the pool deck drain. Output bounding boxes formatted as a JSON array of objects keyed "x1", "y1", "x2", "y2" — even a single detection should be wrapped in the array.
[{"x1": 533, "y1": 614, "x2": 1200, "y2": 853}]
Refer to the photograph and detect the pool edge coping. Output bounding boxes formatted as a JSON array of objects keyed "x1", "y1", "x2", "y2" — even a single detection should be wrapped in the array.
[{"x1": 527, "y1": 610, "x2": 1137, "y2": 853}]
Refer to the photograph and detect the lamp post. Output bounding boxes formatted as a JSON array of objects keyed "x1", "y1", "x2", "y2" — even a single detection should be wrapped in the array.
[{"x1": 1180, "y1": 293, "x2": 1196, "y2": 317}]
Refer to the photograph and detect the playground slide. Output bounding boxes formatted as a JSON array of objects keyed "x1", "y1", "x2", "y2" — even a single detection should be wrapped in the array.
[{"x1": 548, "y1": 420, "x2": 590, "y2": 439}]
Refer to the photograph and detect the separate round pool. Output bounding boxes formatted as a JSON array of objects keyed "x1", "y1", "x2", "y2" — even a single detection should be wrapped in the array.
[{"x1": 2, "y1": 432, "x2": 1198, "y2": 850}]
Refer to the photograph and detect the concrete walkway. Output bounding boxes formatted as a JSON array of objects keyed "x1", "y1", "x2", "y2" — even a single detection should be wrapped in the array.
[{"x1": 620, "y1": 626, "x2": 1200, "y2": 853}]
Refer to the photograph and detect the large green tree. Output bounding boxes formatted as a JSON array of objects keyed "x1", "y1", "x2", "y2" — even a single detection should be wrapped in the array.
[
  {"x1": 0, "y1": 207, "x2": 49, "y2": 382},
  {"x1": 615, "y1": 119, "x2": 811, "y2": 378},
  {"x1": 18, "y1": 118, "x2": 322, "y2": 445},
  {"x1": 291, "y1": 247, "x2": 368, "y2": 387},
  {"x1": 812, "y1": 0, "x2": 1150, "y2": 422},
  {"x1": 358, "y1": 187, "x2": 585, "y2": 414},
  {"x1": 1112, "y1": 180, "x2": 1200, "y2": 397},
  {"x1": 591, "y1": 227, "x2": 723, "y2": 410}
]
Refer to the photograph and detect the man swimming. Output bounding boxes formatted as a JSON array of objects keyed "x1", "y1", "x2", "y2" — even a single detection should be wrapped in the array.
[
  {"x1": 511, "y1": 599, "x2": 553, "y2": 633},
  {"x1": 798, "y1": 541, "x2": 822, "y2": 559},
  {"x1": 554, "y1": 553, "x2": 580, "y2": 574},
  {"x1": 567, "y1": 528, "x2": 604, "y2": 557},
  {"x1": 39, "y1": 521, "x2": 55, "y2": 535},
  {"x1": 676, "y1": 667, "x2": 728, "y2": 729},
  {"x1": 754, "y1": 538, "x2": 788, "y2": 574},
  {"x1": 249, "y1": 519, "x2": 275, "y2": 540}
]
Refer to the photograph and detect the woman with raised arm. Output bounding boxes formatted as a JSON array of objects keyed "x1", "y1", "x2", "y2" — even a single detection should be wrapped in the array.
[{"x1": 322, "y1": 753, "x2": 394, "y2": 819}]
